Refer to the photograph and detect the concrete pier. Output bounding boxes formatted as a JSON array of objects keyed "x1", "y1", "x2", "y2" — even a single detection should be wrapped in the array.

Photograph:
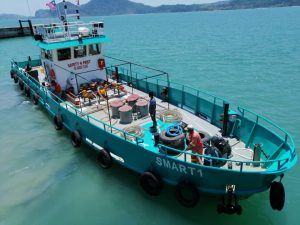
[
  {"x1": 0, "y1": 27, "x2": 32, "y2": 39},
  {"x1": 0, "y1": 20, "x2": 34, "y2": 39}
]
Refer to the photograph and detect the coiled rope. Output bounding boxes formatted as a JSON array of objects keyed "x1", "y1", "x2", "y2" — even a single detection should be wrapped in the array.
[
  {"x1": 159, "y1": 109, "x2": 183, "y2": 123},
  {"x1": 121, "y1": 125, "x2": 145, "y2": 142}
]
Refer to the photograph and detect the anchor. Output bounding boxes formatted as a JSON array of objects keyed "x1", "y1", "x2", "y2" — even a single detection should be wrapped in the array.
[{"x1": 217, "y1": 184, "x2": 242, "y2": 215}]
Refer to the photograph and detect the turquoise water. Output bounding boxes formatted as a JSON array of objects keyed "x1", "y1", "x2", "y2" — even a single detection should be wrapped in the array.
[{"x1": 1, "y1": 7, "x2": 300, "y2": 225}]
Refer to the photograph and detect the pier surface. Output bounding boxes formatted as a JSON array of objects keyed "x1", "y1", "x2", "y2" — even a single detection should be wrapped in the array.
[
  {"x1": 0, "y1": 20, "x2": 33, "y2": 39},
  {"x1": 0, "y1": 26, "x2": 32, "y2": 39}
]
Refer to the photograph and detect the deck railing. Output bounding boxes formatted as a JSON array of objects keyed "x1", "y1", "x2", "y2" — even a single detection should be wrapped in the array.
[
  {"x1": 158, "y1": 143, "x2": 290, "y2": 172},
  {"x1": 12, "y1": 57, "x2": 296, "y2": 172},
  {"x1": 238, "y1": 107, "x2": 296, "y2": 158},
  {"x1": 34, "y1": 21, "x2": 104, "y2": 41},
  {"x1": 11, "y1": 60, "x2": 144, "y2": 146}
]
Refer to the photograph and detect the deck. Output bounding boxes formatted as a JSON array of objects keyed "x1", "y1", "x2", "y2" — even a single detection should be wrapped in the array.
[{"x1": 32, "y1": 65, "x2": 264, "y2": 172}]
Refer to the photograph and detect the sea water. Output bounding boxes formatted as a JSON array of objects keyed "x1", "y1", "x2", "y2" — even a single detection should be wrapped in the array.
[{"x1": 0, "y1": 7, "x2": 300, "y2": 225}]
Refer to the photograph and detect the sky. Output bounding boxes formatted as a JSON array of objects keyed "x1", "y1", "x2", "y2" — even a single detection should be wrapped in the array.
[{"x1": 0, "y1": 0, "x2": 218, "y2": 16}]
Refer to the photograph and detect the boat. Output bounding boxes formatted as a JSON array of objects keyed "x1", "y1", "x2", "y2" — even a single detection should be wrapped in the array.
[{"x1": 9, "y1": 1, "x2": 297, "y2": 215}]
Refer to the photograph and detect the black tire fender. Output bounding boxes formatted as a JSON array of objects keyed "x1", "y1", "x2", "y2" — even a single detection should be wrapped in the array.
[
  {"x1": 54, "y1": 115, "x2": 63, "y2": 130},
  {"x1": 19, "y1": 80, "x2": 24, "y2": 90},
  {"x1": 175, "y1": 181, "x2": 200, "y2": 208},
  {"x1": 71, "y1": 130, "x2": 81, "y2": 148},
  {"x1": 25, "y1": 86, "x2": 30, "y2": 97},
  {"x1": 32, "y1": 94, "x2": 39, "y2": 105},
  {"x1": 97, "y1": 149, "x2": 113, "y2": 169},
  {"x1": 10, "y1": 70, "x2": 15, "y2": 79},
  {"x1": 159, "y1": 130, "x2": 185, "y2": 145},
  {"x1": 270, "y1": 181, "x2": 285, "y2": 211},
  {"x1": 13, "y1": 75, "x2": 18, "y2": 84},
  {"x1": 140, "y1": 171, "x2": 163, "y2": 196}
]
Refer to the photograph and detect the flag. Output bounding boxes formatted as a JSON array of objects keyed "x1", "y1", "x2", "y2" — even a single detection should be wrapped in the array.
[
  {"x1": 76, "y1": 0, "x2": 80, "y2": 6},
  {"x1": 46, "y1": 0, "x2": 57, "y2": 11}
]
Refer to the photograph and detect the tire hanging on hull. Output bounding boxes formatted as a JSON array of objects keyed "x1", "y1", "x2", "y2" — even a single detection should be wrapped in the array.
[
  {"x1": 19, "y1": 80, "x2": 24, "y2": 90},
  {"x1": 54, "y1": 115, "x2": 63, "y2": 130},
  {"x1": 140, "y1": 171, "x2": 163, "y2": 196},
  {"x1": 175, "y1": 181, "x2": 200, "y2": 208},
  {"x1": 269, "y1": 181, "x2": 285, "y2": 211},
  {"x1": 14, "y1": 75, "x2": 18, "y2": 84},
  {"x1": 97, "y1": 149, "x2": 113, "y2": 169},
  {"x1": 25, "y1": 86, "x2": 30, "y2": 97},
  {"x1": 71, "y1": 130, "x2": 81, "y2": 147},
  {"x1": 32, "y1": 94, "x2": 39, "y2": 105}
]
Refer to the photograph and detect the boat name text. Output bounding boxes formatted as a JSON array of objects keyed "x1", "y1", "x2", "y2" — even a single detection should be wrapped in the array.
[{"x1": 155, "y1": 157, "x2": 203, "y2": 177}]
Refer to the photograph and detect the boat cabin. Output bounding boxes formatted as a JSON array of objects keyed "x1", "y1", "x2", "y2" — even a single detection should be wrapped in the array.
[{"x1": 34, "y1": 21, "x2": 110, "y2": 94}]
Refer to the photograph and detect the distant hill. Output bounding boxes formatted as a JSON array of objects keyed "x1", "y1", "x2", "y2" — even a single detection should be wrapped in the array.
[
  {"x1": 34, "y1": 0, "x2": 300, "y2": 18},
  {"x1": 35, "y1": 0, "x2": 153, "y2": 17},
  {"x1": 0, "y1": 14, "x2": 27, "y2": 20},
  {"x1": 153, "y1": 0, "x2": 300, "y2": 12}
]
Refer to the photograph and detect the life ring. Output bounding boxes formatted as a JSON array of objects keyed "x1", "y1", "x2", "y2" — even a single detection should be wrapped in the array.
[
  {"x1": 269, "y1": 181, "x2": 285, "y2": 211},
  {"x1": 25, "y1": 86, "x2": 31, "y2": 97},
  {"x1": 71, "y1": 130, "x2": 81, "y2": 147},
  {"x1": 54, "y1": 115, "x2": 63, "y2": 130},
  {"x1": 98, "y1": 58, "x2": 106, "y2": 70},
  {"x1": 140, "y1": 171, "x2": 163, "y2": 196},
  {"x1": 97, "y1": 149, "x2": 113, "y2": 169},
  {"x1": 175, "y1": 181, "x2": 199, "y2": 208},
  {"x1": 19, "y1": 80, "x2": 24, "y2": 90},
  {"x1": 49, "y1": 69, "x2": 56, "y2": 80}
]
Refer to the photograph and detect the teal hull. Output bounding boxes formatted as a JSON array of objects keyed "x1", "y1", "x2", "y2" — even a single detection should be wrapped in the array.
[{"x1": 10, "y1": 58, "x2": 297, "y2": 197}]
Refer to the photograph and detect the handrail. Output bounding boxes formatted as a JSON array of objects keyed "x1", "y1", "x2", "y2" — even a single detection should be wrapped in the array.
[
  {"x1": 238, "y1": 106, "x2": 296, "y2": 155},
  {"x1": 12, "y1": 57, "x2": 296, "y2": 167},
  {"x1": 158, "y1": 143, "x2": 290, "y2": 172},
  {"x1": 11, "y1": 60, "x2": 144, "y2": 146},
  {"x1": 114, "y1": 64, "x2": 227, "y2": 104},
  {"x1": 34, "y1": 21, "x2": 105, "y2": 41}
]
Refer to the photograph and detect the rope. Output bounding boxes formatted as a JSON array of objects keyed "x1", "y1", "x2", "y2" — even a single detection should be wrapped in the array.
[
  {"x1": 159, "y1": 109, "x2": 183, "y2": 123},
  {"x1": 124, "y1": 125, "x2": 144, "y2": 137},
  {"x1": 121, "y1": 125, "x2": 144, "y2": 142}
]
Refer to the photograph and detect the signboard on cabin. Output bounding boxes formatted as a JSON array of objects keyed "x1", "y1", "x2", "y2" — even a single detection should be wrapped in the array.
[{"x1": 68, "y1": 60, "x2": 91, "y2": 70}]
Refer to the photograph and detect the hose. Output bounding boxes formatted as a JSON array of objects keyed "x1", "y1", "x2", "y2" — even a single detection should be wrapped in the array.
[{"x1": 166, "y1": 124, "x2": 183, "y2": 137}]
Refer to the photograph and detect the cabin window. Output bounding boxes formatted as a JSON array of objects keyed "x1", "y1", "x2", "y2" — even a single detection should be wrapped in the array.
[
  {"x1": 57, "y1": 48, "x2": 71, "y2": 61},
  {"x1": 89, "y1": 44, "x2": 101, "y2": 55},
  {"x1": 45, "y1": 50, "x2": 53, "y2": 61},
  {"x1": 74, "y1": 46, "x2": 87, "y2": 58}
]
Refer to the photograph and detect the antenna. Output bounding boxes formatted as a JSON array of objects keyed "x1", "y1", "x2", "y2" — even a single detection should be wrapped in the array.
[
  {"x1": 63, "y1": 0, "x2": 68, "y2": 22},
  {"x1": 26, "y1": 0, "x2": 32, "y2": 17}
]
